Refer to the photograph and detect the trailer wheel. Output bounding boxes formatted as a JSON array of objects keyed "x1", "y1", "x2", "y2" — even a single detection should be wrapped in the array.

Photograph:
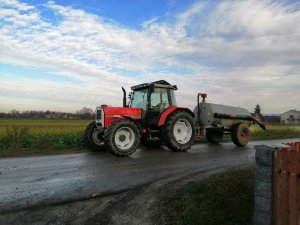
[
  {"x1": 83, "y1": 121, "x2": 105, "y2": 151},
  {"x1": 206, "y1": 129, "x2": 223, "y2": 144},
  {"x1": 162, "y1": 111, "x2": 195, "y2": 152},
  {"x1": 140, "y1": 137, "x2": 162, "y2": 148},
  {"x1": 104, "y1": 120, "x2": 140, "y2": 157},
  {"x1": 231, "y1": 123, "x2": 250, "y2": 146}
]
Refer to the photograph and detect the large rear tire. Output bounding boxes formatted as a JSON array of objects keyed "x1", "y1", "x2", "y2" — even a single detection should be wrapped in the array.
[
  {"x1": 162, "y1": 111, "x2": 195, "y2": 152},
  {"x1": 206, "y1": 129, "x2": 223, "y2": 144},
  {"x1": 231, "y1": 123, "x2": 250, "y2": 146},
  {"x1": 83, "y1": 121, "x2": 105, "y2": 151},
  {"x1": 104, "y1": 120, "x2": 140, "y2": 157}
]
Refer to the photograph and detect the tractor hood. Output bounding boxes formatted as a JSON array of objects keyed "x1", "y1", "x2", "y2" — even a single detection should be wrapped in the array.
[{"x1": 103, "y1": 107, "x2": 142, "y2": 128}]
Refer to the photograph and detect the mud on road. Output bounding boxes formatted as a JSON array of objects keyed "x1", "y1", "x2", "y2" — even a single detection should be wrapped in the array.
[{"x1": 0, "y1": 167, "x2": 243, "y2": 225}]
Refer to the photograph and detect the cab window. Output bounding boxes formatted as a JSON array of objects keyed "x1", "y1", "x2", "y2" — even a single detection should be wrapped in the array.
[
  {"x1": 150, "y1": 88, "x2": 170, "y2": 112},
  {"x1": 130, "y1": 89, "x2": 147, "y2": 110}
]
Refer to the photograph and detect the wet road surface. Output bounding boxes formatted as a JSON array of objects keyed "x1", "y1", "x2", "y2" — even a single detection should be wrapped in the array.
[{"x1": 0, "y1": 139, "x2": 298, "y2": 212}]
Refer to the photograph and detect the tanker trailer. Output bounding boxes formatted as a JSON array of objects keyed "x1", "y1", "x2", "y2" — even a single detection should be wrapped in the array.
[{"x1": 193, "y1": 93, "x2": 266, "y2": 146}]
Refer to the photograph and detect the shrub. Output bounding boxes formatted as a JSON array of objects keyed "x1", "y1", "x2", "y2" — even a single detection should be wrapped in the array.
[
  {"x1": 0, "y1": 127, "x2": 84, "y2": 150},
  {"x1": 1, "y1": 127, "x2": 33, "y2": 148}
]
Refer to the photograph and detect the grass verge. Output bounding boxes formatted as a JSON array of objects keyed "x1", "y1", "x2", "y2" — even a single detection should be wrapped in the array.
[
  {"x1": 165, "y1": 168, "x2": 254, "y2": 225},
  {"x1": 250, "y1": 125, "x2": 300, "y2": 140}
]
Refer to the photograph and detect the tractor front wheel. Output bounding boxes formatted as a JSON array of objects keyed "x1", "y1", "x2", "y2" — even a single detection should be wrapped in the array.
[
  {"x1": 104, "y1": 120, "x2": 140, "y2": 157},
  {"x1": 231, "y1": 123, "x2": 250, "y2": 146},
  {"x1": 83, "y1": 121, "x2": 105, "y2": 151},
  {"x1": 162, "y1": 111, "x2": 195, "y2": 152}
]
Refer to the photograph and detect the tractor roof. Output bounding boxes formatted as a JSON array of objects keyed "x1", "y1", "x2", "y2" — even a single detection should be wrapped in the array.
[{"x1": 131, "y1": 80, "x2": 177, "y2": 91}]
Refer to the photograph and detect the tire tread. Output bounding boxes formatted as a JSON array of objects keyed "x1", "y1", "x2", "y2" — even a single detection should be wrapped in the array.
[
  {"x1": 104, "y1": 120, "x2": 140, "y2": 157},
  {"x1": 162, "y1": 111, "x2": 195, "y2": 152},
  {"x1": 83, "y1": 121, "x2": 105, "y2": 151},
  {"x1": 231, "y1": 123, "x2": 250, "y2": 147}
]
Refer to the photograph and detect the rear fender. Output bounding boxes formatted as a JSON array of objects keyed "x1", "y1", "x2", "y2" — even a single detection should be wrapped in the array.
[{"x1": 157, "y1": 106, "x2": 194, "y2": 127}]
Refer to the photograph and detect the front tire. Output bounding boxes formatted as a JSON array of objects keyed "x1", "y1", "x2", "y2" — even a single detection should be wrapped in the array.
[
  {"x1": 162, "y1": 111, "x2": 195, "y2": 152},
  {"x1": 104, "y1": 120, "x2": 140, "y2": 157},
  {"x1": 231, "y1": 123, "x2": 250, "y2": 146},
  {"x1": 83, "y1": 121, "x2": 105, "y2": 151}
]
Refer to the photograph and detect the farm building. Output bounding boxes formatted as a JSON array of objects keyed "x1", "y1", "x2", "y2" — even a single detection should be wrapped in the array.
[{"x1": 281, "y1": 110, "x2": 300, "y2": 125}]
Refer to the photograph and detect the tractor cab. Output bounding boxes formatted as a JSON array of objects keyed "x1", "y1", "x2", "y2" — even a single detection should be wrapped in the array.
[{"x1": 129, "y1": 80, "x2": 178, "y2": 127}]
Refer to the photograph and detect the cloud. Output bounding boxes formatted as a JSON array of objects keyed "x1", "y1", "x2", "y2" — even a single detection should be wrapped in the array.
[
  {"x1": 0, "y1": 0, "x2": 34, "y2": 11},
  {"x1": 0, "y1": 0, "x2": 299, "y2": 113}
]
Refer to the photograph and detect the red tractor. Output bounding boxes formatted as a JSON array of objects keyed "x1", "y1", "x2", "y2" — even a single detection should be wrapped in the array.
[
  {"x1": 84, "y1": 80, "x2": 195, "y2": 156},
  {"x1": 84, "y1": 80, "x2": 265, "y2": 157}
]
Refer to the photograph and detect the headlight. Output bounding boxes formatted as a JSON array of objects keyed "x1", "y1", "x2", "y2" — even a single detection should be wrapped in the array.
[{"x1": 95, "y1": 107, "x2": 103, "y2": 127}]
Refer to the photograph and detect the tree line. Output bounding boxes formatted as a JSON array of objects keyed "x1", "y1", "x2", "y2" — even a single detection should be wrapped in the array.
[{"x1": 0, "y1": 107, "x2": 95, "y2": 119}]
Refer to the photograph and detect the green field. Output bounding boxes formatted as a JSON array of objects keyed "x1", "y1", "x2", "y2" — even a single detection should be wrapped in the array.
[
  {"x1": 0, "y1": 118, "x2": 299, "y2": 156},
  {"x1": 0, "y1": 118, "x2": 89, "y2": 135},
  {"x1": 0, "y1": 118, "x2": 91, "y2": 155},
  {"x1": 250, "y1": 124, "x2": 300, "y2": 140}
]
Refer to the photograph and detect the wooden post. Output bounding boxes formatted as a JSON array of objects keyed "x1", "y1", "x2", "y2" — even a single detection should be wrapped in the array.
[
  {"x1": 256, "y1": 142, "x2": 300, "y2": 225},
  {"x1": 274, "y1": 142, "x2": 300, "y2": 225},
  {"x1": 273, "y1": 148, "x2": 290, "y2": 225},
  {"x1": 273, "y1": 148, "x2": 280, "y2": 225},
  {"x1": 288, "y1": 147, "x2": 297, "y2": 225}
]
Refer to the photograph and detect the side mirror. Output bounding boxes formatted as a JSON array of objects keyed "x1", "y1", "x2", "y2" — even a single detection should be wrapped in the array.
[{"x1": 128, "y1": 92, "x2": 133, "y2": 100}]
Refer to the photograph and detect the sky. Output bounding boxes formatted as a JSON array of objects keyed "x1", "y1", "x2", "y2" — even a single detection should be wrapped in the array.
[{"x1": 0, "y1": 0, "x2": 299, "y2": 114}]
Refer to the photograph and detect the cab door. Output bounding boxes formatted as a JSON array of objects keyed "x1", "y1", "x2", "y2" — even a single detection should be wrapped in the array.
[{"x1": 146, "y1": 88, "x2": 171, "y2": 127}]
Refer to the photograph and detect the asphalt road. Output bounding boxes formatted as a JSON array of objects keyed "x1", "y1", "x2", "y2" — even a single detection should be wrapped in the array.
[{"x1": 0, "y1": 138, "x2": 299, "y2": 213}]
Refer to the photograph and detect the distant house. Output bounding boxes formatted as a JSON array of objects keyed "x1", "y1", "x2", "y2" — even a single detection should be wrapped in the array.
[
  {"x1": 281, "y1": 110, "x2": 300, "y2": 125},
  {"x1": 250, "y1": 113, "x2": 281, "y2": 125}
]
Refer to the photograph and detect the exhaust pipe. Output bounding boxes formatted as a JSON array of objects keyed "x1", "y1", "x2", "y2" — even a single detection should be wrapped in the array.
[{"x1": 122, "y1": 87, "x2": 127, "y2": 107}]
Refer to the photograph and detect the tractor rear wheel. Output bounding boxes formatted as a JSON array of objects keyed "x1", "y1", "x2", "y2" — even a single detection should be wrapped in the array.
[
  {"x1": 206, "y1": 129, "x2": 223, "y2": 144},
  {"x1": 231, "y1": 123, "x2": 250, "y2": 146},
  {"x1": 104, "y1": 120, "x2": 140, "y2": 157},
  {"x1": 83, "y1": 121, "x2": 105, "y2": 151},
  {"x1": 162, "y1": 111, "x2": 195, "y2": 152}
]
